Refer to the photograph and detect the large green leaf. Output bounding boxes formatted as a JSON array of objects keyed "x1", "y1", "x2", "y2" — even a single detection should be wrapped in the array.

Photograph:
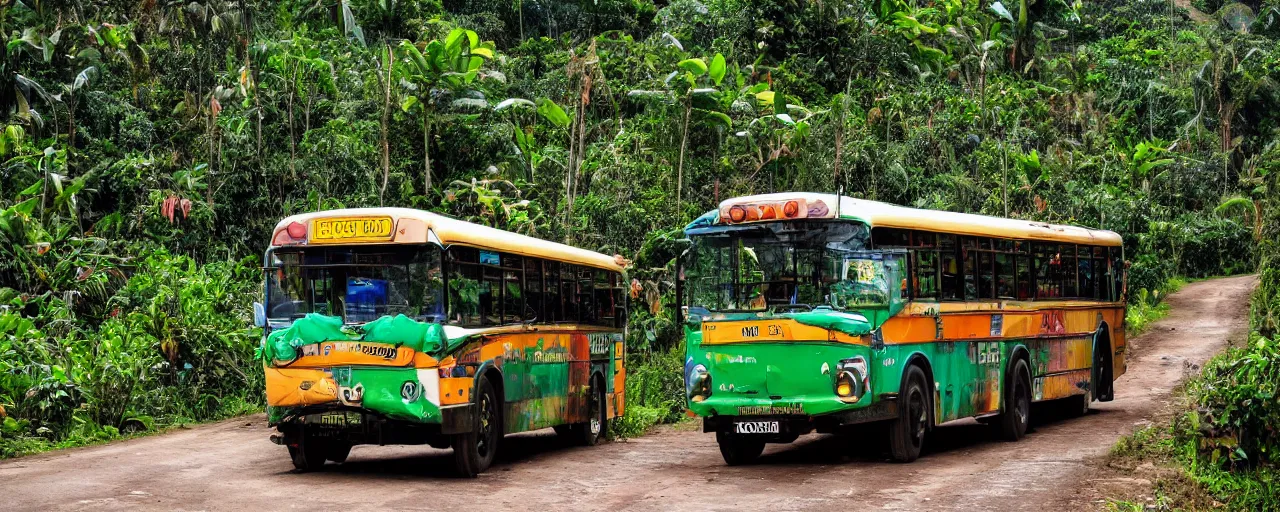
[
  {"x1": 494, "y1": 98, "x2": 536, "y2": 111},
  {"x1": 19, "y1": 179, "x2": 44, "y2": 196},
  {"x1": 989, "y1": 1, "x2": 1015, "y2": 23},
  {"x1": 678, "y1": 58, "x2": 708, "y2": 77},
  {"x1": 397, "y1": 40, "x2": 431, "y2": 76},
  {"x1": 72, "y1": 66, "x2": 97, "y2": 92},
  {"x1": 708, "y1": 53, "x2": 726, "y2": 85},
  {"x1": 444, "y1": 28, "x2": 467, "y2": 56},
  {"x1": 400, "y1": 95, "x2": 421, "y2": 113},
  {"x1": 698, "y1": 110, "x2": 732, "y2": 129},
  {"x1": 536, "y1": 98, "x2": 571, "y2": 128},
  {"x1": 755, "y1": 90, "x2": 775, "y2": 107}
]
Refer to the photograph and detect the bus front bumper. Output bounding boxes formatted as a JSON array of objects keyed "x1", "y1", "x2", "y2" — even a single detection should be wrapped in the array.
[
  {"x1": 265, "y1": 365, "x2": 453, "y2": 427},
  {"x1": 694, "y1": 396, "x2": 898, "y2": 434}
]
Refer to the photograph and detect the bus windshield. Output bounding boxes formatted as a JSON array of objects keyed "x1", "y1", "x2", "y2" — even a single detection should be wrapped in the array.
[
  {"x1": 265, "y1": 245, "x2": 443, "y2": 324},
  {"x1": 685, "y1": 221, "x2": 897, "y2": 313}
]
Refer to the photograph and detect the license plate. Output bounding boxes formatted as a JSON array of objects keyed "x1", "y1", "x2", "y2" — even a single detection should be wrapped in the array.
[
  {"x1": 734, "y1": 421, "x2": 780, "y2": 434},
  {"x1": 311, "y1": 217, "x2": 394, "y2": 243},
  {"x1": 307, "y1": 412, "x2": 362, "y2": 427}
]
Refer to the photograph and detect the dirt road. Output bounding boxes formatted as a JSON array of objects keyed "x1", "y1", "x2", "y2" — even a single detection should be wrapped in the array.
[{"x1": 0, "y1": 276, "x2": 1255, "y2": 511}]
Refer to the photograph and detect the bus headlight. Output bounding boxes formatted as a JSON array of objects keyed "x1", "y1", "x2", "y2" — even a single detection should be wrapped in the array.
[
  {"x1": 835, "y1": 356, "x2": 869, "y2": 403},
  {"x1": 686, "y1": 364, "x2": 712, "y2": 403}
]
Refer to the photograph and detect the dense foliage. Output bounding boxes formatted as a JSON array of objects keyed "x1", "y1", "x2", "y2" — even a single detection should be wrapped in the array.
[{"x1": 0, "y1": 0, "x2": 1269, "y2": 456}]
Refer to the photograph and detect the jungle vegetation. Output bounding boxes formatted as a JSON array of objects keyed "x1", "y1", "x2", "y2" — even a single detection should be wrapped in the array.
[{"x1": 0, "y1": 0, "x2": 1275, "y2": 502}]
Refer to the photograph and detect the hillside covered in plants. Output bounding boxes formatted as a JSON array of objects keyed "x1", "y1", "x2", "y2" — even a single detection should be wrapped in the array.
[{"x1": 0, "y1": 0, "x2": 1274, "y2": 485}]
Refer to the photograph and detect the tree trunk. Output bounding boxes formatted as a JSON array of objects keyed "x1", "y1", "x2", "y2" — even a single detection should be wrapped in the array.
[
  {"x1": 677, "y1": 96, "x2": 691, "y2": 217},
  {"x1": 208, "y1": 106, "x2": 216, "y2": 207},
  {"x1": 833, "y1": 99, "x2": 844, "y2": 189},
  {"x1": 564, "y1": 104, "x2": 576, "y2": 243},
  {"x1": 379, "y1": 44, "x2": 392, "y2": 206},
  {"x1": 287, "y1": 65, "x2": 297, "y2": 179},
  {"x1": 423, "y1": 114, "x2": 432, "y2": 195},
  {"x1": 305, "y1": 83, "x2": 314, "y2": 133}
]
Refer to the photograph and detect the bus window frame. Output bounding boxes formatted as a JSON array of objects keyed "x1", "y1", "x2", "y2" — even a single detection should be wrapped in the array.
[{"x1": 869, "y1": 226, "x2": 1122, "y2": 304}]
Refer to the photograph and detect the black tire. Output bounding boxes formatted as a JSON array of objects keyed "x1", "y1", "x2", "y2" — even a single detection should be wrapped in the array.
[
  {"x1": 1094, "y1": 330, "x2": 1115, "y2": 402},
  {"x1": 888, "y1": 364, "x2": 930, "y2": 463},
  {"x1": 995, "y1": 357, "x2": 1032, "y2": 441},
  {"x1": 573, "y1": 375, "x2": 607, "y2": 446},
  {"x1": 716, "y1": 431, "x2": 766, "y2": 465},
  {"x1": 326, "y1": 441, "x2": 353, "y2": 464},
  {"x1": 287, "y1": 430, "x2": 327, "y2": 472},
  {"x1": 453, "y1": 377, "x2": 501, "y2": 477}
]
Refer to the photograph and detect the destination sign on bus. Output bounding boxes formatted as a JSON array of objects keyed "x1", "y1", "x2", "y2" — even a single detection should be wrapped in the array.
[{"x1": 311, "y1": 217, "x2": 395, "y2": 243}]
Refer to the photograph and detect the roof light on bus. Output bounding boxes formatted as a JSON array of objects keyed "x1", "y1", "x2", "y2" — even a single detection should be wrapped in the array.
[
  {"x1": 729, "y1": 206, "x2": 747, "y2": 222},
  {"x1": 760, "y1": 205, "x2": 777, "y2": 220},
  {"x1": 783, "y1": 200, "x2": 800, "y2": 218},
  {"x1": 272, "y1": 221, "x2": 308, "y2": 246},
  {"x1": 286, "y1": 221, "x2": 307, "y2": 239}
]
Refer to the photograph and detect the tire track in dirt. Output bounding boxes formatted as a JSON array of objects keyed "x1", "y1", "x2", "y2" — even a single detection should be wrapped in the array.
[{"x1": 0, "y1": 276, "x2": 1255, "y2": 511}]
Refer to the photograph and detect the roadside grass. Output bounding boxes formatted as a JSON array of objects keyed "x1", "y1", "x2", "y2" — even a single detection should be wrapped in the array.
[
  {"x1": 1126, "y1": 278, "x2": 1188, "y2": 337},
  {"x1": 612, "y1": 342, "x2": 687, "y2": 439},
  {"x1": 1, "y1": 396, "x2": 261, "y2": 459},
  {"x1": 1104, "y1": 333, "x2": 1280, "y2": 510}
]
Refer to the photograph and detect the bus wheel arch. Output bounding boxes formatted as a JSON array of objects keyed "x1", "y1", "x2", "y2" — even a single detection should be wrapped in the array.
[
  {"x1": 481, "y1": 366, "x2": 505, "y2": 411},
  {"x1": 903, "y1": 353, "x2": 936, "y2": 430}
]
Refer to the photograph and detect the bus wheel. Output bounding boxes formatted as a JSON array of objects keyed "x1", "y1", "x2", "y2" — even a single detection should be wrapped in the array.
[
  {"x1": 326, "y1": 441, "x2": 353, "y2": 464},
  {"x1": 888, "y1": 364, "x2": 929, "y2": 463},
  {"x1": 716, "y1": 431, "x2": 765, "y2": 465},
  {"x1": 574, "y1": 376, "x2": 607, "y2": 446},
  {"x1": 454, "y1": 377, "x2": 501, "y2": 477},
  {"x1": 995, "y1": 358, "x2": 1032, "y2": 441},
  {"x1": 287, "y1": 430, "x2": 327, "y2": 472}
]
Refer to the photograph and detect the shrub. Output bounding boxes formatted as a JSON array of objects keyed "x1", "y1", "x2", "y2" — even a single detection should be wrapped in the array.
[{"x1": 1184, "y1": 334, "x2": 1280, "y2": 468}]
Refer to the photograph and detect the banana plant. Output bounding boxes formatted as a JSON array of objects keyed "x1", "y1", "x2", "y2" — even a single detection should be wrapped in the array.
[
  {"x1": 396, "y1": 28, "x2": 497, "y2": 194},
  {"x1": 630, "y1": 49, "x2": 730, "y2": 215},
  {"x1": 863, "y1": 0, "x2": 954, "y2": 74}
]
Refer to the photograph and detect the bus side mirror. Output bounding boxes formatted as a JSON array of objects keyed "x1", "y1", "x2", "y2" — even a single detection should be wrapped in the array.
[{"x1": 253, "y1": 302, "x2": 267, "y2": 328}]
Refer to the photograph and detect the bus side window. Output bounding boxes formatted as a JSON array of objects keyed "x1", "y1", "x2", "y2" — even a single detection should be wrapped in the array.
[
  {"x1": 939, "y1": 234, "x2": 960, "y2": 300},
  {"x1": 1100, "y1": 247, "x2": 1111, "y2": 299},
  {"x1": 593, "y1": 269, "x2": 614, "y2": 327},
  {"x1": 524, "y1": 258, "x2": 544, "y2": 322},
  {"x1": 578, "y1": 266, "x2": 597, "y2": 325},
  {"x1": 562, "y1": 264, "x2": 580, "y2": 323},
  {"x1": 501, "y1": 253, "x2": 525, "y2": 325},
  {"x1": 1060, "y1": 244, "x2": 1077, "y2": 298},
  {"x1": 447, "y1": 247, "x2": 484, "y2": 327},
  {"x1": 978, "y1": 250, "x2": 994, "y2": 300},
  {"x1": 912, "y1": 231, "x2": 939, "y2": 299},
  {"x1": 546, "y1": 261, "x2": 563, "y2": 322},
  {"x1": 1015, "y1": 241, "x2": 1033, "y2": 300},
  {"x1": 1078, "y1": 246, "x2": 1095, "y2": 300},
  {"x1": 994, "y1": 239, "x2": 1015, "y2": 300},
  {"x1": 1110, "y1": 246, "x2": 1124, "y2": 301}
]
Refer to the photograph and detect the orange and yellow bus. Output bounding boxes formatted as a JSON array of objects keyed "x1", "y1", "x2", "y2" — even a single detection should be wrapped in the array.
[
  {"x1": 255, "y1": 208, "x2": 627, "y2": 476},
  {"x1": 681, "y1": 193, "x2": 1125, "y2": 463}
]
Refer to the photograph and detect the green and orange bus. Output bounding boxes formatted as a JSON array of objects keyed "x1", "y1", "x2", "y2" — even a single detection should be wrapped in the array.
[
  {"x1": 680, "y1": 193, "x2": 1125, "y2": 463},
  {"x1": 255, "y1": 208, "x2": 628, "y2": 476}
]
